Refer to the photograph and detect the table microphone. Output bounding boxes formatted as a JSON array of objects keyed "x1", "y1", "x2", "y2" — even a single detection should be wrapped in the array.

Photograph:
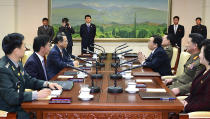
[
  {"x1": 112, "y1": 45, "x2": 129, "y2": 59},
  {"x1": 111, "y1": 49, "x2": 133, "y2": 67},
  {"x1": 111, "y1": 57, "x2": 138, "y2": 68},
  {"x1": 108, "y1": 64, "x2": 143, "y2": 93},
  {"x1": 90, "y1": 45, "x2": 107, "y2": 60},
  {"x1": 83, "y1": 48, "x2": 105, "y2": 67},
  {"x1": 71, "y1": 55, "x2": 92, "y2": 64},
  {"x1": 93, "y1": 43, "x2": 107, "y2": 56},
  {"x1": 66, "y1": 64, "x2": 100, "y2": 93}
]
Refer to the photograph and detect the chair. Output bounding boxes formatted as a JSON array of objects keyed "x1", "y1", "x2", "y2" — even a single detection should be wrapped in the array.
[
  {"x1": 170, "y1": 47, "x2": 180, "y2": 74},
  {"x1": 162, "y1": 51, "x2": 191, "y2": 80},
  {"x1": 21, "y1": 50, "x2": 33, "y2": 66}
]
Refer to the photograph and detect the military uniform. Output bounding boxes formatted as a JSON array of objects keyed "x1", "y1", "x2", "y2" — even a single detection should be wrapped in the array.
[
  {"x1": 168, "y1": 52, "x2": 205, "y2": 95},
  {"x1": 164, "y1": 45, "x2": 173, "y2": 62},
  {"x1": 0, "y1": 56, "x2": 45, "y2": 119},
  {"x1": 191, "y1": 24, "x2": 207, "y2": 39}
]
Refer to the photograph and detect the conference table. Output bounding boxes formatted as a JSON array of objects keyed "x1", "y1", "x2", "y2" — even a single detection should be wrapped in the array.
[{"x1": 21, "y1": 53, "x2": 184, "y2": 119}]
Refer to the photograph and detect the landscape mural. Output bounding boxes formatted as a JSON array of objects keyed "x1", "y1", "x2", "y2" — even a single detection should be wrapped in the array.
[{"x1": 51, "y1": 0, "x2": 169, "y2": 38}]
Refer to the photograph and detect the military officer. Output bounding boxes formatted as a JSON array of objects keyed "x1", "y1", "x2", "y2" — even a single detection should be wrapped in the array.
[
  {"x1": 164, "y1": 33, "x2": 205, "y2": 95},
  {"x1": 191, "y1": 17, "x2": 207, "y2": 39},
  {"x1": 0, "y1": 33, "x2": 62, "y2": 119}
]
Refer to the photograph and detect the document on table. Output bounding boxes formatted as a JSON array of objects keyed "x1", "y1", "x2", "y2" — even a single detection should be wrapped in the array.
[
  {"x1": 146, "y1": 88, "x2": 166, "y2": 93},
  {"x1": 136, "y1": 79, "x2": 153, "y2": 83},
  {"x1": 57, "y1": 75, "x2": 74, "y2": 79}
]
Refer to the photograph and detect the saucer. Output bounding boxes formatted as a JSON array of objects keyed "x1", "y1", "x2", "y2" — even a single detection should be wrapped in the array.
[
  {"x1": 78, "y1": 94, "x2": 93, "y2": 101},
  {"x1": 125, "y1": 88, "x2": 139, "y2": 93}
]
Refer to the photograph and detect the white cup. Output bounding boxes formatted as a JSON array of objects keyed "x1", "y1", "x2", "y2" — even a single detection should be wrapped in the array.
[
  {"x1": 86, "y1": 61, "x2": 92, "y2": 67},
  {"x1": 127, "y1": 81, "x2": 136, "y2": 89},
  {"x1": 92, "y1": 54, "x2": 98, "y2": 59},
  {"x1": 77, "y1": 72, "x2": 85, "y2": 78},
  {"x1": 79, "y1": 84, "x2": 90, "y2": 96}
]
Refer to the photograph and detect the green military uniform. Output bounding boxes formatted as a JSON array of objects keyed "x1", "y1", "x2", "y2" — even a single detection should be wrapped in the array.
[
  {"x1": 0, "y1": 56, "x2": 45, "y2": 119},
  {"x1": 168, "y1": 52, "x2": 205, "y2": 95},
  {"x1": 164, "y1": 45, "x2": 173, "y2": 62}
]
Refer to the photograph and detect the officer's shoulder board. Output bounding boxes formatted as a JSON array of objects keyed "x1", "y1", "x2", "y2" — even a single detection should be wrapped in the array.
[
  {"x1": 193, "y1": 56, "x2": 199, "y2": 60},
  {"x1": 5, "y1": 63, "x2": 10, "y2": 68}
]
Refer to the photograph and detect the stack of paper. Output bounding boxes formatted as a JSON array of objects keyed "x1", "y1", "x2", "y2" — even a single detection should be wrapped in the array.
[
  {"x1": 146, "y1": 88, "x2": 166, "y2": 93},
  {"x1": 136, "y1": 79, "x2": 153, "y2": 83},
  {"x1": 57, "y1": 75, "x2": 74, "y2": 79}
]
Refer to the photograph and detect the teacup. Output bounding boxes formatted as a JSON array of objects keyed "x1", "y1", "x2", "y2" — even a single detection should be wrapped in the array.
[
  {"x1": 79, "y1": 84, "x2": 91, "y2": 97},
  {"x1": 127, "y1": 80, "x2": 136, "y2": 89},
  {"x1": 92, "y1": 54, "x2": 98, "y2": 59},
  {"x1": 77, "y1": 72, "x2": 86, "y2": 78}
]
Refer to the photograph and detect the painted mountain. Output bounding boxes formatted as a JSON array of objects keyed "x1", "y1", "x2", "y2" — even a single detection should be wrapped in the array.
[{"x1": 51, "y1": 0, "x2": 169, "y2": 38}]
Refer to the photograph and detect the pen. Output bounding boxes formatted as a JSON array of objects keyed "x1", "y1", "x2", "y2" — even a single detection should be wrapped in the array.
[{"x1": 160, "y1": 97, "x2": 176, "y2": 100}]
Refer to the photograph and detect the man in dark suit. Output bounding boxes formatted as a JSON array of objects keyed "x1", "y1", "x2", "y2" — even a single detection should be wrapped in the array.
[
  {"x1": 59, "y1": 18, "x2": 75, "y2": 55},
  {"x1": 138, "y1": 35, "x2": 172, "y2": 76},
  {"x1": 168, "y1": 16, "x2": 185, "y2": 49},
  {"x1": 24, "y1": 35, "x2": 51, "y2": 81},
  {"x1": 191, "y1": 17, "x2": 207, "y2": 39},
  {"x1": 47, "y1": 32, "x2": 79, "y2": 79},
  {"x1": 38, "y1": 18, "x2": 54, "y2": 42},
  {"x1": 80, "y1": 15, "x2": 96, "y2": 54},
  {"x1": 0, "y1": 33, "x2": 62, "y2": 119}
]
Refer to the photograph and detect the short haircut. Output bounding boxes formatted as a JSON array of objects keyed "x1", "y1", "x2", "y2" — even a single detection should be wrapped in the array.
[
  {"x1": 33, "y1": 35, "x2": 50, "y2": 52},
  {"x1": 189, "y1": 33, "x2": 204, "y2": 50},
  {"x1": 152, "y1": 35, "x2": 162, "y2": 47},
  {"x1": 201, "y1": 39, "x2": 210, "y2": 64},
  {"x1": 173, "y1": 16, "x2": 179, "y2": 20},
  {"x1": 53, "y1": 32, "x2": 66, "y2": 44},
  {"x1": 196, "y1": 17, "x2": 202, "y2": 21},
  {"x1": 85, "y1": 15, "x2": 91, "y2": 19},
  {"x1": 62, "y1": 18, "x2": 69, "y2": 23},
  {"x1": 2, "y1": 33, "x2": 24, "y2": 55},
  {"x1": 42, "y1": 18, "x2": 48, "y2": 21}
]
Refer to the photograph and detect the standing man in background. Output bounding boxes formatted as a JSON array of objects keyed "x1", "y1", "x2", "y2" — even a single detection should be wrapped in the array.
[
  {"x1": 80, "y1": 15, "x2": 96, "y2": 54},
  {"x1": 38, "y1": 18, "x2": 54, "y2": 42},
  {"x1": 191, "y1": 17, "x2": 207, "y2": 39},
  {"x1": 168, "y1": 16, "x2": 185, "y2": 50},
  {"x1": 59, "y1": 18, "x2": 75, "y2": 55}
]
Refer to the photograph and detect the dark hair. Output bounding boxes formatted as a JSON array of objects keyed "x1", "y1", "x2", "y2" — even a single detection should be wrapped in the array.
[
  {"x1": 62, "y1": 18, "x2": 69, "y2": 23},
  {"x1": 173, "y1": 16, "x2": 179, "y2": 20},
  {"x1": 2, "y1": 33, "x2": 24, "y2": 55},
  {"x1": 201, "y1": 39, "x2": 210, "y2": 64},
  {"x1": 152, "y1": 35, "x2": 162, "y2": 47},
  {"x1": 196, "y1": 17, "x2": 202, "y2": 21},
  {"x1": 53, "y1": 32, "x2": 66, "y2": 44},
  {"x1": 166, "y1": 33, "x2": 174, "y2": 43},
  {"x1": 42, "y1": 18, "x2": 48, "y2": 22},
  {"x1": 85, "y1": 15, "x2": 91, "y2": 19},
  {"x1": 33, "y1": 35, "x2": 50, "y2": 52},
  {"x1": 189, "y1": 33, "x2": 204, "y2": 50}
]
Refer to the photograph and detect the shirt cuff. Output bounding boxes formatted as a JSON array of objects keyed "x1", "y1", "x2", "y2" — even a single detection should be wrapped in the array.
[
  {"x1": 32, "y1": 91, "x2": 38, "y2": 100},
  {"x1": 43, "y1": 81, "x2": 49, "y2": 87}
]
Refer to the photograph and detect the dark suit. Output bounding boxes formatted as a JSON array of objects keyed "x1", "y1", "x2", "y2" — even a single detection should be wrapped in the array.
[
  {"x1": 0, "y1": 56, "x2": 45, "y2": 119},
  {"x1": 168, "y1": 24, "x2": 185, "y2": 48},
  {"x1": 191, "y1": 24, "x2": 207, "y2": 39},
  {"x1": 184, "y1": 69, "x2": 210, "y2": 113},
  {"x1": 143, "y1": 47, "x2": 172, "y2": 76},
  {"x1": 59, "y1": 26, "x2": 75, "y2": 55},
  {"x1": 24, "y1": 52, "x2": 48, "y2": 81},
  {"x1": 38, "y1": 25, "x2": 54, "y2": 42},
  {"x1": 80, "y1": 23, "x2": 96, "y2": 53},
  {"x1": 47, "y1": 45, "x2": 74, "y2": 79}
]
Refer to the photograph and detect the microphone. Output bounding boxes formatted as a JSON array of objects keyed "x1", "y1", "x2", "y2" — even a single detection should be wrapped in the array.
[
  {"x1": 112, "y1": 45, "x2": 128, "y2": 59},
  {"x1": 66, "y1": 64, "x2": 101, "y2": 93},
  {"x1": 71, "y1": 55, "x2": 92, "y2": 64},
  {"x1": 111, "y1": 49, "x2": 133, "y2": 67},
  {"x1": 108, "y1": 64, "x2": 143, "y2": 93},
  {"x1": 90, "y1": 45, "x2": 107, "y2": 60},
  {"x1": 115, "y1": 43, "x2": 127, "y2": 52},
  {"x1": 83, "y1": 48, "x2": 105, "y2": 67},
  {"x1": 93, "y1": 43, "x2": 106, "y2": 56},
  {"x1": 111, "y1": 57, "x2": 138, "y2": 68}
]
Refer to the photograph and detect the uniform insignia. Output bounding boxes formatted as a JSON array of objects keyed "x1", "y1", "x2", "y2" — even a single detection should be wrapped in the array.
[
  {"x1": 5, "y1": 63, "x2": 10, "y2": 68},
  {"x1": 187, "y1": 63, "x2": 195, "y2": 69},
  {"x1": 193, "y1": 56, "x2": 198, "y2": 60},
  {"x1": 12, "y1": 66, "x2": 15, "y2": 71}
]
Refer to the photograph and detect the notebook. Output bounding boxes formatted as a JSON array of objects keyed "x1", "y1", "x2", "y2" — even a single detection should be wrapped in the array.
[{"x1": 50, "y1": 81, "x2": 74, "y2": 90}]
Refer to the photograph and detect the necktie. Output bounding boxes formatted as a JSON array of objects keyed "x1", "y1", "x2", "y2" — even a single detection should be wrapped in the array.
[
  {"x1": 174, "y1": 25, "x2": 177, "y2": 34},
  {"x1": 87, "y1": 25, "x2": 90, "y2": 32},
  {"x1": 42, "y1": 60, "x2": 48, "y2": 81}
]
